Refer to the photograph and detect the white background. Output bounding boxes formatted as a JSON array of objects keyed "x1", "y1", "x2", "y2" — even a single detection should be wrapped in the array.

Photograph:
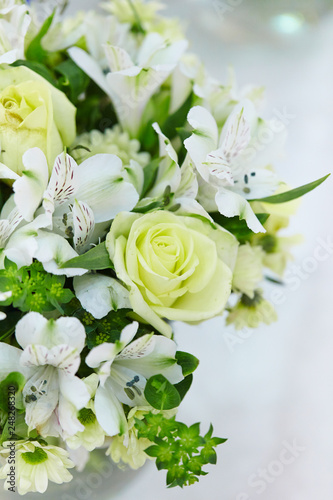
[{"x1": 69, "y1": 1, "x2": 333, "y2": 498}]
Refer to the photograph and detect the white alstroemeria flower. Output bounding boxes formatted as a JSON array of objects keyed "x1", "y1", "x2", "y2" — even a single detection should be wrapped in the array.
[
  {"x1": 86, "y1": 322, "x2": 183, "y2": 437},
  {"x1": 184, "y1": 102, "x2": 280, "y2": 233},
  {"x1": 42, "y1": 150, "x2": 139, "y2": 253},
  {"x1": 0, "y1": 440, "x2": 74, "y2": 495},
  {"x1": 69, "y1": 33, "x2": 188, "y2": 137},
  {"x1": 66, "y1": 374, "x2": 105, "y2": 452},
  {"x1": 0, "y1": 3, "x2": 31, "y2": 64},
  {"x1": 15, "y1": 312, "x2": 90, "y2": 439},
  {"x1": 141, "y1": 123, "x2": 211, "y2": 220},
  {"x1": 2, "y1": 148, "x2": 139, "y2": 272},
  {"x1": 73, "y1": 273, "x2": 131, "y2": 320}
]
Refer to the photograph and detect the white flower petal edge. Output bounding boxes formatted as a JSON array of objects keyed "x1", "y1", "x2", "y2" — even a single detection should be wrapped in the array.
[
  {"x1": 0, "y1": 342, "x2": 26, "y2": 379},
  {"x1": 73, "y1": 273, "x2": 131, "y2": 320},
  {"x1": 34, "y1": 231, "x2": 87, "y2": 277},
  {"x1": 75, "y1": 154, "x2": 140, "y2": 223},
  {"x1": 13, "y1": 148, "x2": 49, "y2": 222}
]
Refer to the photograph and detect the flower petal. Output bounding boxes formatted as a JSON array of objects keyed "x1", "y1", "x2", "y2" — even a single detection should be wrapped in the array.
[
  {"x1": 43, "y1": 153, "x2": 78, "y2": 216},
  {"x1": 185, "y1": 106, "x2": 219, "y2": 182},
  {"x1": 13, "y1": 148, "x2": 49, "y2": 222},
  {"x1": 75, "y1": 154, "x2": 139, "y2": 223},
  {"x1": 117, "y1": 335, "x2": 183, "y2": 384},
  {"x1": 72, "y1": 200, "x2": 95, "y2": 254},
  {"x1": 215, "y1": 187, "x2": 265, "y2": 233},
  {"x1": 68, "y1": 46, "x2": 111, "y2": 95},
  {"x1": 73, "y1": 274, "x2": 130, "y2": 320},
  {"x1": 34, "y1": 231, "x2": 87, "y2": 277},
  {"x1": 0, "y1": 342, "x2": 23, "y2": 379},
  {"x1": 58, "y1": 372, "x2": 90, "y2": 410},
  {"x1": 86, "y1": 344, "x2": 118, "y2": 369},
  {"x1": 94, "y1": 382, "x2": 127, "y2": 436}
]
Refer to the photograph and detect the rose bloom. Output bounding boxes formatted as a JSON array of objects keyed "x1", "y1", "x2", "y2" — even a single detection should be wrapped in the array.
[
  {"x1": 0, "y1": 65, "x2": 76, "y2": 176},
  {"x1": 107, "y1": 211, "x2": 238, "y2": 337}
]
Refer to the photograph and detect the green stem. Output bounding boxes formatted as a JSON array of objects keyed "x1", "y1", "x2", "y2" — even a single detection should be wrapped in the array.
[{"x1": 126, "y1": 0, "x2": 146, "y2": 34}]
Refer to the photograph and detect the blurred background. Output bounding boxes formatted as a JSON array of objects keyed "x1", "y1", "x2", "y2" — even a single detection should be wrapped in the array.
[{"x1": 67, "y1": 0, "x2": 333, "y2": 498}]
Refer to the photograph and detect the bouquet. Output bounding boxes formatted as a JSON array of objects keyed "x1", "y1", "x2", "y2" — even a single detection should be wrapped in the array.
[{"x1": 0, "y1": 0, "x2": 328, "y2": 495}]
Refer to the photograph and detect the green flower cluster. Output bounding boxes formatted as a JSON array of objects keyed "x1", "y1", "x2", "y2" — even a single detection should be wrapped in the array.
[
  {"x1": 135, "y1": 413, "x2": 226, "y2": 488},
  {"x1": 0, "y1": 259, "x2": 74, "y2": 317}
]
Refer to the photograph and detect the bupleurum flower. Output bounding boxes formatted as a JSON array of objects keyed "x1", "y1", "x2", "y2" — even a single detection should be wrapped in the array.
[
  {"x1": 0, "y1": 440, "x2": 74, "y2": 495},
  {"x1": 226, "y1": 290, "x2": 277, "y2": 330},
  {"x1": 71, "y1": 126, "x2": 150, "y2": 168}
]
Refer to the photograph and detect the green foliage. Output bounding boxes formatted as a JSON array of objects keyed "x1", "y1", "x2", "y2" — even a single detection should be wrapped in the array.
[
  {"x1": 54, "y1": 59, "x2": 90, "y2": 104},
  {"x1": 174, "y1": 374, "x2": 193, "y2": 402},
  {"x1": 11, "y1": 59, "x2": 56, "y2": 85},
  {"x1": 0, "y1": 309, "x2": 22, "y2": 342},
  {"x1": 61, "y1": 304, "x2": 155, "y2": 351},
  {"x1": 212, "y1": 213, "x2": 269, "y2": 243},
  {"x1": 0, "y1": 372, "x2": 25, "y2": 413},
  {"x1": 144, "y1": 374, "x2": 181, "y2": 411},
  {"x1": 60, "y1": 242, "x2": 114, "y2": 271},
  {"x1": 135, "y1": 413, "x2": 227, "y2": 488},
  {"x1": 25, "y1": 13, "x2": 55, "y2": 63},
  {"x1": 162, "y1": 92, "x2": 193, "y2": 141},
  {"x1": 175, "y1": 351, "x2": 199, "y2": 377},
  {"x1": 141, "y1": 158, "x2": 160, "y2": 198},
  {"x1": 251, "y1": 174, "x2": 330, "y2": 204},
  {"x1": 0, "y1": 259, "x2": 74, "y2": 317}
]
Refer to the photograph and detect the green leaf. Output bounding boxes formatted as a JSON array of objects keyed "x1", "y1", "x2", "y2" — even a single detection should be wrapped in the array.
[
  {"x1": 55, "y1": 59, "x2": 90, "y2": 103},
  {"x1": 132, "y1": 200, "x2": 164, "y2": 214},
  {"x1": 176, "y1": 127, "x2": 192, "y2": 143},
  {"x1": 141, "y1": 158, "x2": 160, "y2": 198},
  {"x1": 144, "y1": 374, "x2": 181, "y2": 411},
  {"x1": 26, "y1": 12, "x2": 55, "y2": 63},
  {"x1": 251, "y1": 174, "x2": 330, "y2": 204},
  {"x1": 0, "y1": 372, "x2": 26, "y2": 413},
  {"x1": 60, "y1": 242, "x2": 114, "y2": 270},
  {"x1": 162, "y1": 92, "x2": 193, "y2": 140},
  {"x1": 175, "y1": 374, "x2": 193, "y2": 402},
  {"x1": 175, "y1": 351, "x2": 199, "y2": 377},
  {"x1": 0, "y1": 310, "x2": 22, "y2": 342},
  {"x1": 211, "y1": 213, "x2": 269, "y2": 243},
  {"x1": 11, "y1": 60, "x2": 57, "y2": 86}
]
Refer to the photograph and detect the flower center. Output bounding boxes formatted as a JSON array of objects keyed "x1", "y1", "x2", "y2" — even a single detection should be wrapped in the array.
[
  {"x1": 21, "y1": 447, "x2": 48, "y2": 465},
  {"x1": 2, "y1": 98, "x2": 17, "y2": 111},
  {"x1": 78, "y1": 408, "x2": 96, "y2": 426}
]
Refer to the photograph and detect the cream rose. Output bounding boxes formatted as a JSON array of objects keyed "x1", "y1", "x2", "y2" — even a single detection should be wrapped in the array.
[
  {"x1": 0, "y1": 65, "x2": 76, "y2": 176},
  {"x1": 106, "y1": 211, "x2": 239, "y2": 337}
]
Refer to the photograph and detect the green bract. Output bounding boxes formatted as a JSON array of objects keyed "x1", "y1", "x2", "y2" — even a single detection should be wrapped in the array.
[{"x1": 106, "y1": 210, "x2": 239, "y2": 337}]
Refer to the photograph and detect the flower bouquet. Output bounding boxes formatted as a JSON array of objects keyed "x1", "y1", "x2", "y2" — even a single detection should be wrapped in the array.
[{"x1": 0, "y1": 0, "x2": 328, "y2": 496}]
